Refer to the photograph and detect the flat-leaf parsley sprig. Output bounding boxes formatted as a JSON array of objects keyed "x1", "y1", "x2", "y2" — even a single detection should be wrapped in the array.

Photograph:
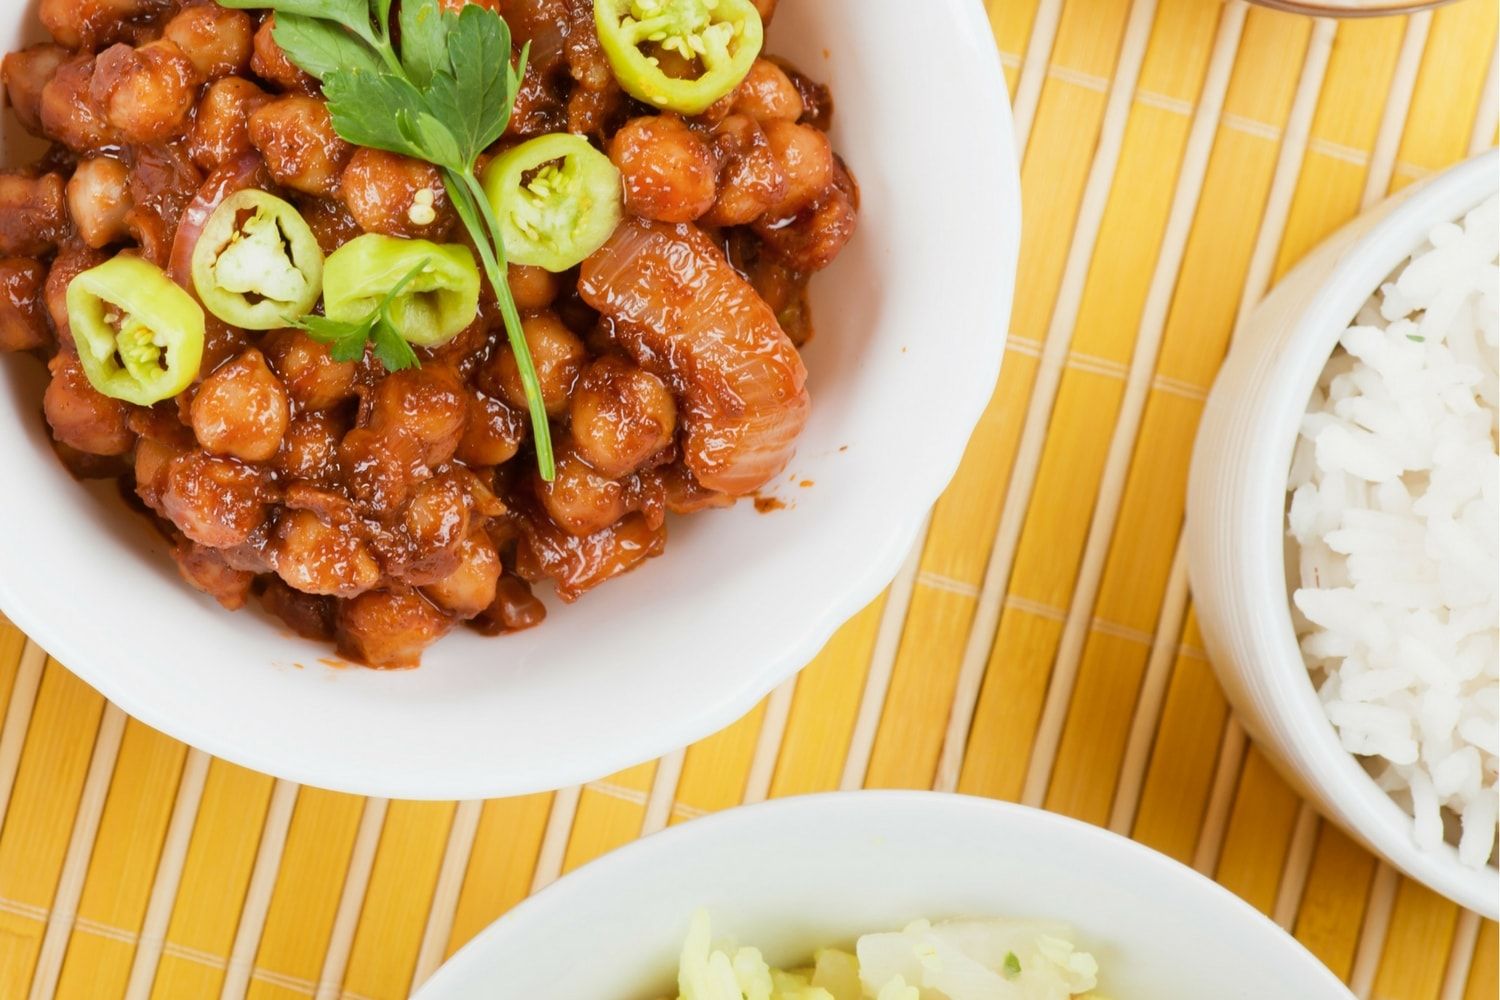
[
  {"x1": 222, "y1": 0, "x2": 556, "y2": 479},
  {"x1": 293, "y1": 258, "x2": 427, "y2": 372}
]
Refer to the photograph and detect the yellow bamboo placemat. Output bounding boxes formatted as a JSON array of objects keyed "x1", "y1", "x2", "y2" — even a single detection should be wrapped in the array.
[{"x1": 0, "y1": 0, "x2": 1497, "y2": 996}]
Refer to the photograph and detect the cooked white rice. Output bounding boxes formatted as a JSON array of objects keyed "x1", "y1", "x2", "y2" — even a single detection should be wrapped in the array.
[{"x1": 1287, "y1": 194, "x2": 1499, "y2": 869}]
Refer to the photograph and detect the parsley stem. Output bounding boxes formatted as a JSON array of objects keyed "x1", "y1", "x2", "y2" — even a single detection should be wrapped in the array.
[
  {"x1": 381, "y1": 255, "x2": 431, "y2": 305},
  {"x1": 442, "y1": 168, "x2": 556, "y2": 481}
]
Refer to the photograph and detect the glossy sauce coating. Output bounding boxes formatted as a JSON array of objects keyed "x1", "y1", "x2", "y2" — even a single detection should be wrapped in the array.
[{"x1": 0, "y1": 0, "x2": 856, "y2": 667}]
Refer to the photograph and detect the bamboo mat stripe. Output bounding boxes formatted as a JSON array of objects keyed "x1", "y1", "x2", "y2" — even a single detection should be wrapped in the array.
[
  {"x1": 0, "y1": 0, "x2": 1496, "y2": 996},
  {"x1": 124, "y1": 750, "x2": 209, "y2": 1000}
]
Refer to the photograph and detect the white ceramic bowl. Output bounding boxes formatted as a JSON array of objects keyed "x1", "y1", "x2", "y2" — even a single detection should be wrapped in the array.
[
  {"x1": 0, "y1": 1, "x2": 1018, "y2": 799},
  {"x1": 416, "y1": 792, "x2": 1355, "y2": 999},
  {"x1": 1186, "y1": 150, "x2": 1498, "y2": 918}
]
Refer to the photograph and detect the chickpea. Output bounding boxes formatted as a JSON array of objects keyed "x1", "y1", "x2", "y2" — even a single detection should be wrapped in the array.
[
  {"x1": 262, "y1": 329, "x2": 357, "y2": 412},
  {"x1": 0, "y1": 258, "x2": 49, "y2": 353},
  {"x1": 456, "y1": 390, "x2": 526, "y2": 467},
  {"x1": 172, "y1": 540, "x2": 255, "y2": 610},
  {"x1": 762, "y1": 120, "x2": 834, "y2": 217},
  {"x1": 0, "y1": 172, "x2": 66, "y2": 257},
  {"x1": 732, "y1": 60, "x2": 803, "y2": 123},
  {"x1": 133, "y1": 436, "x2": 183, "y2": 514},
  {"x1": 335, "y1": 587, "x2": 453, "y2": 668},
  {"x1": 44, "y1": 243, "x2": 108, "y2": 343},
  {"x1": 188, "y1": 77, "x2": 273, "y2": 172},
  {"x1": 190, "y1": 349, "x2": 291, "y2": 463},
  {"x1": 339, "y1": 148, "x2": 455, "y2": 241},
  {"x1": 39, "y1": 56, "x2": 120, "y2": 153},
  {"x1": 92, "y1": 41, "x2": 201, "y2": 145},
  {"x1": 368, "y1": 367, "x2": 469, "y2": 468},
  {"x1": 66, "y1": 157, "x2": 132, "y2": 250},
  {"x1": 161, "y1": 450, "x2": 271, "y2": 549},
  {"x1": 339, "y1": 426, "x2": 426, "y2": 510},
  {"x1": 282, "y1": 481, "x2": 353, "y2": 522},
  {"x1": 457, "y1": 467, "x2": 506, "y2": 518},
  {"x1": 249, "y1": 95, "x2": 354, "y2": 198},
  {"x1": 162, "y1": 5, "x2": 253, "y2": 82},
  {"x1": 479, "y1": 311, "x2": 587, "y2": 418},
  {"x1": 399, "y1": 473, "x2": 469, "y2": 585},
  {"x1": 752, "y1": 0, "x2": 778, "y2": 23},
  {"x1": 703, "y1": 114, "x2": 786, "y2": 227},
  {"x1": 272, "y1": 510, "x2": 381, "y2": 598},
  {"x1": 43, "y1": 351, "x2": 135, "y2": 456},
  {"x1": 569, "y1": 356, "x2": 677, "y2": 478},
  {"x1": 276, "y1": 412, "x2": 345, "y2": 484},
  {"x1": 250, "y1": 15, "x2": 317, "y2": 93},
  {"x1": 516, "y1": 509, "x2": 665, "y2": 602},
  {"x1": 535, "y1": 445, "x2": 629, "y2": 537},
  {"x1": 754, "y1": 183, "x2": 856, "y2": 273},
  {"x1": 421, "y1": 529, "x2": 501, "y2": 619},
  {"x1": 1, "y1": 44, "x2": 68, "y2": 137},
  {"x1": 506, "y1": 264, "x2": 560, "y2": 311},
  {"x1": 610, "y1": 116, "x2": 717, "y2": 223},
  {"x1": 39, "y1": 0, "x2": 161, "y2": 50}
]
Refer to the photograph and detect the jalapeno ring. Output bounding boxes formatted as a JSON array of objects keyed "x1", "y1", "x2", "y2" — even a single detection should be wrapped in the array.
[
  {"x1": 67, "y1": 255, "x2": 206, "y2": 406},
  {"x1": 322, "y1": 234, "x2": 481, "y2": 348},
  {"x1": 595, "y1": 0, "x2": 764, "y2": 115},
  {"x1": 482, "y1": 133, "x2": 623, "y2": 273},
  {"x1": 191, "y1": 189, "x2": 325, "y2": 330}
]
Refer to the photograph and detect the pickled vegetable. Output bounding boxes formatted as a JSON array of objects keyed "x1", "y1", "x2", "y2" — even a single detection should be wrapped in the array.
[
  {"x1": 191, "y1": 189, "x2": 324, "y2": 329},
  {"x1": 67, "y1": 255, "x2": 204, "y2": 405}
]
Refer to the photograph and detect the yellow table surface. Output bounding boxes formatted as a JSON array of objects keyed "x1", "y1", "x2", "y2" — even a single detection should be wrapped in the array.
[{"x1": 1, "y1": 0, "x2": 1497, "y2": 997}]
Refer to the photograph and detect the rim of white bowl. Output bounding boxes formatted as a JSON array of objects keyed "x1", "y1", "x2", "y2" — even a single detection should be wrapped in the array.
[
  {"x1": 416, "y1": 791, "x2": 1355, "y2": 999},
  {"x1": 1246, "y1": 151, "x2": 1498, "y2": 916},
  {"x1": 0, "y1": 0, "x2": 1021, "y2": 799}
]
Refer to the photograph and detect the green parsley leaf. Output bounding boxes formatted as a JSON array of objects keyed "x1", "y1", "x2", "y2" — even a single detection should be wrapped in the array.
[
  {"x1": 294, "y1": 312, "x2": 375, "y2": 364},
  {"x1": 270, "y1": 0, "x2": 556, "y2": 479},
  {"x1": 1003, "y1": 952, "x2": 1021, "y2": 978},
  {"x1": 410, "y1": 111, "x2": 466, "y2": 172},
  {"x1": 398, "y1": 0, "x2": 453, "y2": 87},
  {"x1": 321, "y1": 68, "x2": 433, "y2": 160},
  {"x1": 216, "y1": 0, "x2": 375, "y2": 41},
  {"x1": 294, "y1": 258, "x2": 429, "y2": 372},
  {"x1": 371, "y1": 317, "x2": 421, "y2": 372},
  {"x1": 444, "y1": 4, "x2": 518, "y2": 158},
  {"x1": 271, "y1": 13, "x2": 383, "y2": 81}
]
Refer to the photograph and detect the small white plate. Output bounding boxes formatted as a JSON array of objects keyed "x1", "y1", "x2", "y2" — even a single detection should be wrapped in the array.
[
  {"x1": 0, "y1": 0, "x2": 1019, "y2": 798},
  {"x1": 416, "y1": 792, "x2": 1355, "y2": 1000}
]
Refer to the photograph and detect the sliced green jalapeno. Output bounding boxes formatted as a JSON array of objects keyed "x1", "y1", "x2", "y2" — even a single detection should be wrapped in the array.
[
  {"x1": 481, "y1": 134, "x2": 623, "y2": 273},
  {"x1": 67, "y1": 256, "x2": 205, "y2": 405},
  {"x1": 322, "y1": 234, "x2": 480, "y2": 347},
  {"x1": 191, "y1": 189, "x2": 324, "y2": 330},
  {"x1": 595, "y1": 0, "x2": 764, "y2": 115}
]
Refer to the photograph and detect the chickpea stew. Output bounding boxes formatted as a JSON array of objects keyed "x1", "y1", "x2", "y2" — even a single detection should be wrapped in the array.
[{"x1": 0, "y1": 0, "x2": 856, "y2": 667}]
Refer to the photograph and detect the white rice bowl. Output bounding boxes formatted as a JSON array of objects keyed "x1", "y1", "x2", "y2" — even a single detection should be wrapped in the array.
[{"x1": 1287, "y1": 195, "x2": 1499, "y2": 868}]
